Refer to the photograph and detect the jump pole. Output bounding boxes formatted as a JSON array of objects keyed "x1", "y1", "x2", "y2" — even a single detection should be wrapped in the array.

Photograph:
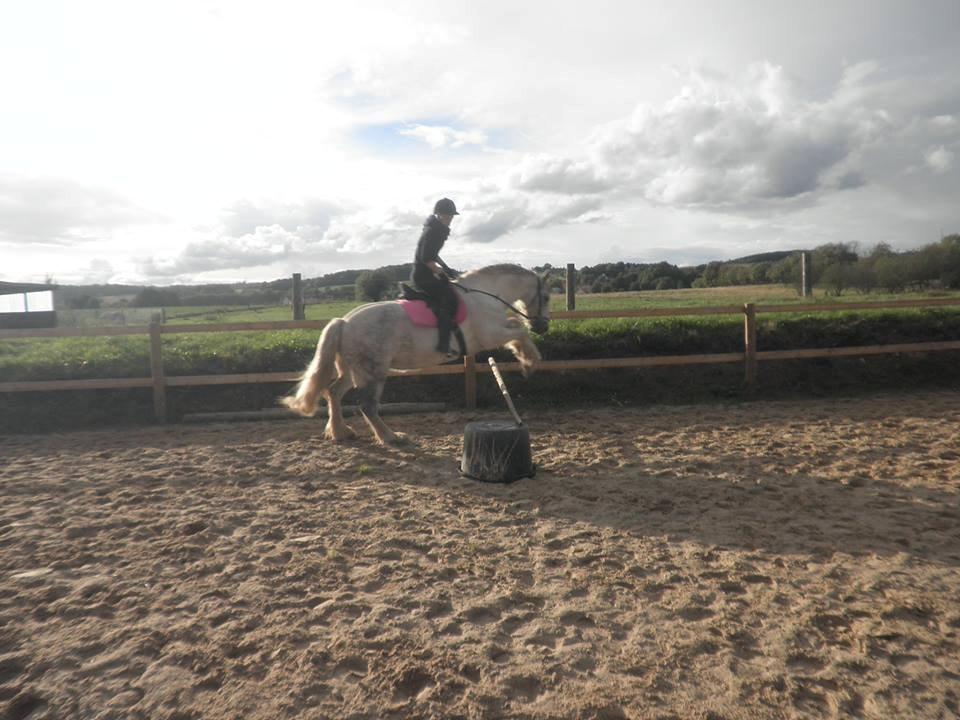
[{"x1": 488, "y1": 357, "x2": 523, "y2": 426}]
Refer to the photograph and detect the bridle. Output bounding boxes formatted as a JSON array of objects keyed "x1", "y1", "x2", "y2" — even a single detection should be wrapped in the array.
[{"x1": 452, "y1": 273, "x2": 549, "y2": 331}]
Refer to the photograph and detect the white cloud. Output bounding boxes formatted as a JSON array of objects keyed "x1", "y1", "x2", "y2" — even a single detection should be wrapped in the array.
[
  {"x1": 137, "y1": 198, "x2": 348, "y2": 280},
  {"x1": 219, "y1": 198, "x2": 341, "y2": 240},
  {"x1": 589, "y1": 62, "x2": 881, "y2": 209},
  {"x1": 81, "y1": 259, "x2": 116, "y2": 284},
  {"x1": 5, "y1": 2, "x2": 960, "y2": 283},
  {"x1": 925, "y1": 145, "x2": 955, "y2": 174},
  {"x1": 398, "y1": 124, "x2": 488, "y2": 149},
  {"x1": 0, "y1": 175, "x2": 161, "y2": 245}
]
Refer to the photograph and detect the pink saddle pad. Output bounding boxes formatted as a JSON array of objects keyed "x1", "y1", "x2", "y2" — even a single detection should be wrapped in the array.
[{"x1": 398, "y1": 295, "x2": 467, "y2": 328}]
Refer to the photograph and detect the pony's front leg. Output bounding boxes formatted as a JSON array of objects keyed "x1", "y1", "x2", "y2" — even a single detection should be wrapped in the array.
[
  {"x1": 324, "y1": 375, "x2": 356, "y2": 442},
  {"x1": 501, "y1": 319, "x2": 541, "y2": 377}
]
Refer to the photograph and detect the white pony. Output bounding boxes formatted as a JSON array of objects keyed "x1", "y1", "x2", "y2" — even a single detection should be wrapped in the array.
[{"x1": 282, "y1": 264, "x2": 550, "y2": 444}]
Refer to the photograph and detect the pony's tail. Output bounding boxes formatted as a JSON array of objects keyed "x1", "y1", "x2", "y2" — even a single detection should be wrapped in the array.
[{"x1": 281, "y1": 318, "x2": 345, "y2": 417}]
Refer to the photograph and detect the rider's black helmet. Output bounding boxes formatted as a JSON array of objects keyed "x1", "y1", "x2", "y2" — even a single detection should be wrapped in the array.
[{"x1": 433, "y1": 198, "x2": 459, "y2": 215}]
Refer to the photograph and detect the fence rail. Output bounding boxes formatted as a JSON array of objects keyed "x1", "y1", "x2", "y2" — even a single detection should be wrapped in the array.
[{"x1": 2, "y1": 297, "x2": 960, "y2": 422}]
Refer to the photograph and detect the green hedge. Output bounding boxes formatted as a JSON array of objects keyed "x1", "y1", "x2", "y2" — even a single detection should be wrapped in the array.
[{"x1": 2, "y1": 310, "x2": 960, "y2": 432}]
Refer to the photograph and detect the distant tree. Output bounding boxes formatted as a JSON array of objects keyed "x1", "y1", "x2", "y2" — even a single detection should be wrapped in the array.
[
  {"x1": 133, "y1": 287, "x2": 181, "y2": 307},
  {"x1": 768, "y1": 253, "x2": 801, "y2": 285},
  {"x1": 613, "y1": 273, "x2": 633, "y2": 291},
  {"x1": 868, "y1": 242, "x2": 895, "y2": 260},
  {"x1": 875, "y1": 256, "x2": 907, "y2": 292},
  {"x1": 702, "y1": 261, "x2": 723, "y2": 287},
  {"x1": 819, "y1": 263, "x2": 849, "y2": 296},
  {"x1": 355, "y1": 271, "x2": 392, "y2": 301},
  {"x1": 750, "y1": 263, "x2": 770, "y2": 284},
  {"x1": 848, "y1": 260, "x2": 877, "y2": 294},
  {"x1": 812, "y1": 243, "x2": 858, "y2": 284},
  {"x1": 65, "y1": 294, "x2": 102, "y2": 309},
  {"x1": 905, "y1": 247, "x2": 942, "y2": 290},
  {"x1": 937, "y1": 234, "x2": 960, "y2": 288}
]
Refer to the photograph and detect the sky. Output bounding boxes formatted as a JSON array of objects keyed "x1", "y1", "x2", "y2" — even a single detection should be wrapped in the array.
[{"x1": 1, "y1": 0, "x2": 959, "y2": 286}]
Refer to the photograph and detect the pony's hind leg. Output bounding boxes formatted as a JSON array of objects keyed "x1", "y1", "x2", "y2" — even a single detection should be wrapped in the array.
[
  {"x1": 324, "y1": 375, "x2": 356, "y2": 442},
  {"x1": 357, "y1": 378, "x2": 404, "y2": 445}
]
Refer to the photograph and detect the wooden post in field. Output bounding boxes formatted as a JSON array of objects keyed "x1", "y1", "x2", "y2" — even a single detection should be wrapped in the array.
[
  {"x1": 292, "y1": 273, "x2": 305, "y2": 320},
  {"x1": 743, "y1": 303, "x2": 757, "y2": 394},
  {"x1": 566, "y1": 263, "x2": 576, "y2": 311},
  {"x1": 801, "y1": 252, "x2": 812, "y2": 298},
  {"x1": 149, "y1": 318, "x2": 167, "y2": 423},
  {"x1": 464, "y1": 354, "x2": 477, "y2": 409}
]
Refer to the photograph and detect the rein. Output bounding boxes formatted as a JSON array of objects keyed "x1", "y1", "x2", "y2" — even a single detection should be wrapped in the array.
[{"x1": 451, "y1": 274, "x2": 545, "y2": 322}]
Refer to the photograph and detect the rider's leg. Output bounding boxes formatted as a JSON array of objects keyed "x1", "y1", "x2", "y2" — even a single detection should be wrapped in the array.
[{"x1": 435, "y1": 312, "x2": 452, "y2": 354}]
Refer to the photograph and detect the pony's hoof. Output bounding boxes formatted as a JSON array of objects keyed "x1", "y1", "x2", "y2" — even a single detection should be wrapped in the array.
[
  {"x1": 325, "y1": 425, "x2": 356, "y2": 442},
  {"x1": 378, "y1": 432, "x2": 409, "y2": 446}
]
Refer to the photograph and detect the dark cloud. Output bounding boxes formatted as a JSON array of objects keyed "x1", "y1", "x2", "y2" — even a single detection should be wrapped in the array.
[
  {"x1": 528, "y1": 196, "x2": 605, "y2": 228},
  {"x1": 592, "y1": 62, "x2": 874, "y2": 208},
  {"x1": 512, "y1": 155, "x2": 612, "y2": 194},
  {"x1": 459, "y1": 194, "x2": 606, "y2": 244},
  {"x1": 495, "y1": 60, "x2": 960, "y2": 221},
  {"x1": 0, "y1": 175, "x2": 159, "y2": 244},
  {"x1": 459, "y1": 202, "x2": 529, "y2": 244},
  {"x1": 138, "y1": 227, "x2": 295, "y2": 279}
]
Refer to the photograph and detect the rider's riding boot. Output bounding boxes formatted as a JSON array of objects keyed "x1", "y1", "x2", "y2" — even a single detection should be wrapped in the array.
[{"x1": 435, "y1": 314, "x2": 452, "y2": 354}]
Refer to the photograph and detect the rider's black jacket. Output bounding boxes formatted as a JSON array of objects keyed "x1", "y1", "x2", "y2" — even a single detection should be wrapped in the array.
[{"x1": 411, "y1": 215, "x2": 455, "y2": 290}]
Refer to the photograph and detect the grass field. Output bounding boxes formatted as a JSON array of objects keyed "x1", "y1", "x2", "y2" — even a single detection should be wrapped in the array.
[
  {"x1": 3, "y1": 284, "x2": 960, "y2": 432},
  {"x1": 161, "y1": 285, "x2": 960, "y2": 323},
  {"x1": 2, "y1": 285, "x2": 960, "y2": 385}
]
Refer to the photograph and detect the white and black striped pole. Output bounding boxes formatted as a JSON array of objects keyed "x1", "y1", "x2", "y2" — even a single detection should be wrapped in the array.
[{"x1": 487, "y1": 357, "x2": 523, "y2": 427}]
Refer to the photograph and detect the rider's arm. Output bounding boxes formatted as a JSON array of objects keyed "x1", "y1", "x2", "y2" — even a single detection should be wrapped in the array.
[{"x1": 436, "y1": 257, "x2": 459, "y2": 278}]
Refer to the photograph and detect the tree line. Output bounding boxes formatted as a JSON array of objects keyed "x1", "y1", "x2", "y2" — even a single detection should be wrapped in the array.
[
  {"x1": 574, "y1": 234, "x2": 960, "y2": 296},
  {"x1": 59, "y1": 233, "x2": 959, "y2": 308}
]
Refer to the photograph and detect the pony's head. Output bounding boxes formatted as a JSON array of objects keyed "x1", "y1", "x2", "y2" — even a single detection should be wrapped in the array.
[
  {"x1": 522, "y1": 271, "x2": 551, "y2": 334},
  {"x1": 459, "y1": 264, "x2": 552, "y2": 333}
]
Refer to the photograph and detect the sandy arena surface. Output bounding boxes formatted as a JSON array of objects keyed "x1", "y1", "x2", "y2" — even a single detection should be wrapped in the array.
[{"x1": 1, "y1": 391, "x2": 959, "y2": 719}]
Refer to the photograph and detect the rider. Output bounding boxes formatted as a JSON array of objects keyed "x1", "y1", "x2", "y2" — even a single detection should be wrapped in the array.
[{"x1": 411, "y1": 197, "x2": 460, "y2": 355}]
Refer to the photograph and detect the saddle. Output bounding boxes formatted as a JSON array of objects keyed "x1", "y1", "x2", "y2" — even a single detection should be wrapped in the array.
[{"x1": 398, "y1": 283, "x2": 468, "y2": 358}]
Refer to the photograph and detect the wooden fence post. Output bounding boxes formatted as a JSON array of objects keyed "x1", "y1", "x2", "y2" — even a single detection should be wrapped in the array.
[
  {"x1": 464, "y1": 354, "x2": 477, "y2": 409},
  {"x1": 149, "y1": 319, "x2": 167, "y2": 423},
  {"x1": 292, "y1": 273, "x2": 305, "y2": 320},
  {"x1": 743, "y1": 303, "x2": 757, "y2": 394},
  {"x1": 566, "y1": 263, "x2": 576, "y2": 311},
  {"x1": 801, "y1": 252, "x2": 812, "y2": 298}
]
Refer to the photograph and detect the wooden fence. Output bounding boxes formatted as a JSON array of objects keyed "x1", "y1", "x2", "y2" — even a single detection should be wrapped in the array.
[{"x1": 2, "y1": 297, "x2": 960, "y2": 423}]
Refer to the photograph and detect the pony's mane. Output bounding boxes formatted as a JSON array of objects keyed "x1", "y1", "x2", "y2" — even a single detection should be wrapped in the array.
[{"x1": 460, "y1": 263, "x2": 533, "y2": 280}]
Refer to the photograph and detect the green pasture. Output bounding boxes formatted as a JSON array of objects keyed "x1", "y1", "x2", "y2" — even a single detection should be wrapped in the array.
[
  {"x1": 164, "y1": 301, "x2": 358, "y2": 324},
  {"x1": 3, "y1": 284, "x2": 960, "y2": 432},
  {"x1": 163, "y1": 284, "x2": 960, "y2": 327},
  {"x1": 2, "y1": 285, "x2": 959, "y2": 384}
]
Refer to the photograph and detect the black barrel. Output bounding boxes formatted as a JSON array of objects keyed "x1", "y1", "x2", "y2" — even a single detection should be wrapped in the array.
[{"x1": 460, "y1": 421, "x2": 535, "y2": 483}]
